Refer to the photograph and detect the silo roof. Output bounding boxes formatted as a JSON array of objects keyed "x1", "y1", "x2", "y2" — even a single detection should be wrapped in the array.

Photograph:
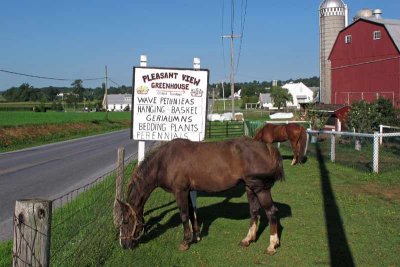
[{"x1": 320, "y1": 0, "x2": 346, "y2": 9}]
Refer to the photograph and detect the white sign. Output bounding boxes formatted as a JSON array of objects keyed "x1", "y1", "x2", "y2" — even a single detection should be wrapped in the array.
[{"x1": 132, "y1": 67, "x2": 209, "y2": 141}]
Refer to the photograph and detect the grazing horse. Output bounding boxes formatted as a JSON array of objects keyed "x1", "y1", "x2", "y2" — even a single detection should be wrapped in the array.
[
  {"x1": 254, "y1": 123, "x2": 307, "y2": 165},
  {"x1": 114, "y1": 137, "x2": 284, "y2": 255}
]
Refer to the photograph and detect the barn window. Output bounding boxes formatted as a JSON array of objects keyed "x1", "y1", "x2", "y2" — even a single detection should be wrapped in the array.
[
  {"x1": 345, "y1": 35, "x2": 352, "y2": 44},
  {"x1": 373, "y1": 31, "x2": 381, "y2": 40}
]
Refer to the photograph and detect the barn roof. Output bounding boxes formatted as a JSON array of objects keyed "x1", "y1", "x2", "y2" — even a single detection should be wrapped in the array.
[
  {"x1": 329, "y1": 18, "x2": 400, "y2": 60},
  {"x1": 106, "y1": 94, "x2": 132, "y2": 105},
  {"x1": 363, "y1": 17, "x2": 400, "y2": 52},
  {"x1": 309, "y1": 104, "x2": 350, "y2": 120}
]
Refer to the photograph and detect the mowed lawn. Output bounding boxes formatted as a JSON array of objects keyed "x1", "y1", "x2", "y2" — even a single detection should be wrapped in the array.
[
  {"x1": 101, "y1": 151, "x2": 399, "y2": 266},
  {"x1": 0, "y1": 111, "x2": 130, "y2": 126},
  {"x1": 1, "y1": 147, "x2": 394, "y2": 267}
]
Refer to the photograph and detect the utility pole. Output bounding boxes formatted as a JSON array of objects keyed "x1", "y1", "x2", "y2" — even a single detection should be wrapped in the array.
[
  {"x1": 222, "y1": 33, "x2": 241, "y2": 119},
  {"x1": 105, "y1": 65, "x2": 108, "y2": 119},
  {"x1": 221, "y1": 81, "x2": 226, "y2": 111}
]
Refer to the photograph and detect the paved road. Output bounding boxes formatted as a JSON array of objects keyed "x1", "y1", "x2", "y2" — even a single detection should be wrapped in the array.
[{"x1": 0, "y1": 130, "x2": 150, "y2": 241}]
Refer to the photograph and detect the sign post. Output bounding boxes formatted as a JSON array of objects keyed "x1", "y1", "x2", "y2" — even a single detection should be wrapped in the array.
[{"x1": 137, "y1": 55, "x2": 147, "y2": 163}]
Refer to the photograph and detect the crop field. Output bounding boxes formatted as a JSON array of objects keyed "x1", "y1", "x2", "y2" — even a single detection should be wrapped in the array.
[
  {"x1": 0, "y1": 111, "x2": 130, "y2": 127},
  {"x1": 2, "y1": 146, "x2": 398, "y2": 266},
  {"x1": 0, "y1": 111, "x2": 131, "y2": 152}
]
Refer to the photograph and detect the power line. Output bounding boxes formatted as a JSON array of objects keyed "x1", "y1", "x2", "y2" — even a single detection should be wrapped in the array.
[
  {"x1": 0, "y1": 69, "x2": 104, "y2": 81},
  {"x1": 231, "y1": 0, "x2": 235, "y2": 34},
  {"x1": 235, "y1": 0, "x2": 247, "y2": 74},
  {"x1": 108, "y1": 78, "x2": 121, "y2": 87},
  {"x1": 222, "y1": 0, "x2": 241, "y2": 117},
  {"x1": 221, "y1": 0, "x2": 227, "y2": 80}
]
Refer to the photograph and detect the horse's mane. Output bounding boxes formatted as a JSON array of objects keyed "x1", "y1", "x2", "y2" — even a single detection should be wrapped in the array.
[
  {"x1": 254, "y1": 126, "x2": 265, "y2": 141},
  {"x1": 127, "y1": 142, "x2": 168, "y2": 199}
]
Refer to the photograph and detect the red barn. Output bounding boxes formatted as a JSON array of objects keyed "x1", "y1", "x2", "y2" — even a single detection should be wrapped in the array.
[{"x1": 329, "y1": 17, "x2": 400, "y2": 108}]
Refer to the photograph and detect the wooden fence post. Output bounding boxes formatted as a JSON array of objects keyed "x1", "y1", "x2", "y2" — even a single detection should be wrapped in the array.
[
  {"x1": 113, "y1": 147, "x2": 125, "y2": 228},
  {"x1": 13, "y1": 199, "x2": 52, "y2": 267}
]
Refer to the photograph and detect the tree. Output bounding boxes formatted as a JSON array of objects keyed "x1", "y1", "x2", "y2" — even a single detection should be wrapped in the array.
[
  {"x1": 65, "y1": 94, "x2": 78, "y2": 110},
  {"x1": 42, "y1": 86, "x2": 60, "y2": 102},
  {"x1": 374, "y1": 97, "x2": 398, "y2": 126},
  {"x1": 71, "y1": 79, "x2": 84, "y2": 101},
  {"x1": 347, "y1": 100, "x2": 382, "y2": 150},
  {"x1": 347, "y1": 100, "x2": 380, "y2": 133},
  {"x1": 306, "y1": 104, "x2": 330, "y2": 130},
  {"x1": 270, "y1": 86, "x2": 293, "y2": 110}
]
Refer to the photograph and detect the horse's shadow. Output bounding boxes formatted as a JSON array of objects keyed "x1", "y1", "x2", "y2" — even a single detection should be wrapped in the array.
[{"x1": 140, "y1": 186, "x2": 292, "y2": 246}]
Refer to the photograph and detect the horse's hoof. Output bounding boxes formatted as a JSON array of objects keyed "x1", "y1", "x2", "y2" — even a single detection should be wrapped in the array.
[
  {"x1": 265, "y1": 247, "x2": 277, "y2": 255},
  {"x1": 179, "y1": 243, "x2": 190, "y2": 251},
  {"x1": 193, "y1": 235, "x2": 201, "y2": 243},
  {"x1": 239, "y1": 240, "x2": 250, "y2": 247}
]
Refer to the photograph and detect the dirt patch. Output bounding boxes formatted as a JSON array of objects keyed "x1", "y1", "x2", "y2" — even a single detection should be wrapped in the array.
[{"x1": 346, "y1": 183, "x2": 400, "y2": 202}]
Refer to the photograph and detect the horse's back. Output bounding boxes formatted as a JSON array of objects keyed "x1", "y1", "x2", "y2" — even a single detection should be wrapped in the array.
[
  {"x1": 255, "y1": 124, "x2": 288, "y2": 143},
  {"x1": 285, "y1": 123, "x2": 305, "y2": 137},
  {"x1": 157, "y1": 138, "x2": 283, "y2": 192}
]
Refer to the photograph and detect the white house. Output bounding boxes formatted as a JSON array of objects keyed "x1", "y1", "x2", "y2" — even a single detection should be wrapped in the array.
[
  {"x1": 103, "y1": 94, "x2": 132, "y2": 111},
  {"x1": 282, "y1": 82, "x2": 314, "y2": 109}
]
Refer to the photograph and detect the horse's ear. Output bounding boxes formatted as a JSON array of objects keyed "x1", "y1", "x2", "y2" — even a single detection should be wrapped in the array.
[{"x1": 113, "y1": 199, "x2": 126, "y2": 228}]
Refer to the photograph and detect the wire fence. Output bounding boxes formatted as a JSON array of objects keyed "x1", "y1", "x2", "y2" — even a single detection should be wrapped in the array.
[
  {"x1": 12, "y1": 142, "x2": 175, "y2": 266},
  {"x1": 245, "y1": 121, "x2": 400, "y2": 174},
  {"x1": 305, "y1": 130, "x2": 400, "y2": 173},
  {"x1": 48, "y1": 149, "x2": 143, "y2": 266}
]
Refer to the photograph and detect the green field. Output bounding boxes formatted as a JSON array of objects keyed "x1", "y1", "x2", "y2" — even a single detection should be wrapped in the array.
[
  {"x1": 0, "y1": 111, "x2": 130, "y2": 126},
  {"x1": 1, "y1": 146, "x2": 399, "y2": 266}
]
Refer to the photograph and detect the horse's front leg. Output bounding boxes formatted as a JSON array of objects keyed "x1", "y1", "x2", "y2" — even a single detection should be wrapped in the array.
[
  {"x1": 175, "y1": 190, "x2": 193, "y2": 251},
  {"x1": 240, "y1": 186, "x2": 260, "y2": 247},
  {"x1": 255, "y1": 189, "x2": 279, "y2": 255}
]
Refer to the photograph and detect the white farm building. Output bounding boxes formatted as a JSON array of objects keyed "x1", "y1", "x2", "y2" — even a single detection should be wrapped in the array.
[
  {"x1": 282, "y1": 82, "x2": 314, "y2": 109},
  {"x1": 103, "y1": 94, "x2": 132, "y2": 111}
]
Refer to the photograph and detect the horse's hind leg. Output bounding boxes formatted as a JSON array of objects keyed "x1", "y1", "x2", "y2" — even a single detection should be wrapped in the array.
[
  {"x1": 255, "y1": 189, "x2": 279, "y2": 255},
  {"x1": 175, "y1": 190, "x2": 193, "y2": 251},
  {"x1": 188, "y1": 191, "x2": 201, "y2": 243},
  {"x1": 240, "y1": 186, "x2": 260, "y2": 247},
  {"x1": 289, "y1": 138, "x2": 299, "y2": 165}
]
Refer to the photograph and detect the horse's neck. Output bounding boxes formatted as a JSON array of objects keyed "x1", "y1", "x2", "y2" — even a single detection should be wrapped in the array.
[{"x1": 128, "y1": 174, "x2": 157, "y2": 214}]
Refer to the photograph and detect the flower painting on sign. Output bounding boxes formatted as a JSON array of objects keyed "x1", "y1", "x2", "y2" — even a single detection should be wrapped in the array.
[{"x1": 132, "y1": 67, "x2": 209, "y2": 142}]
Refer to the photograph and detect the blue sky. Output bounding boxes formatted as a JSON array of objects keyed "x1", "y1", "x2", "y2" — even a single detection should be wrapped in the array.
[{"x1": 1, "y1": 0, "x2": 399, "y2": 91}]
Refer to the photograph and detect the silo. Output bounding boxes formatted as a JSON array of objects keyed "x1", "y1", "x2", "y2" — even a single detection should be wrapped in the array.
[{"x1": 319, "y1": 0, "x2": 347, "y2": 104}]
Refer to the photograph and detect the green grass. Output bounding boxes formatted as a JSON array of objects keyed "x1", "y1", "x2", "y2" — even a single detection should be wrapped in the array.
[
  {"x1": 211, "y1": 99, "x2": 271, "y2": 121},
  {"x1": 0, "y1": 111, "x2": 130, "y2": 127},
  {"x1": 2, "y1": 146, "x2": 399, "y2": 266},
  {"x1": 0, "y1": 241, "x2": 11, "y2": 267}
]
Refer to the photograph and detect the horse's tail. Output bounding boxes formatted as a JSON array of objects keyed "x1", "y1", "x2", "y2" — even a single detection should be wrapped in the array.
[{"x1": 297, "y1": 127, "x2": 308, "y2": 163}]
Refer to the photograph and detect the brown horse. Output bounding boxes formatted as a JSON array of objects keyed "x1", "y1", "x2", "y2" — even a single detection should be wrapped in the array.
[
  {"x1": 254, "y1": 123, "x2": 307, "y2": 165},
  {"x1": 114, "y1": 137, "x2": 284, "y2": 255}
]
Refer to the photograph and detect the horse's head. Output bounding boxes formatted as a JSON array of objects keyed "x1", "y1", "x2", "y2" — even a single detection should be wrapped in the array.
[{"x1": 115, "y1": 199, "x2": 144, "y2": 249}]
